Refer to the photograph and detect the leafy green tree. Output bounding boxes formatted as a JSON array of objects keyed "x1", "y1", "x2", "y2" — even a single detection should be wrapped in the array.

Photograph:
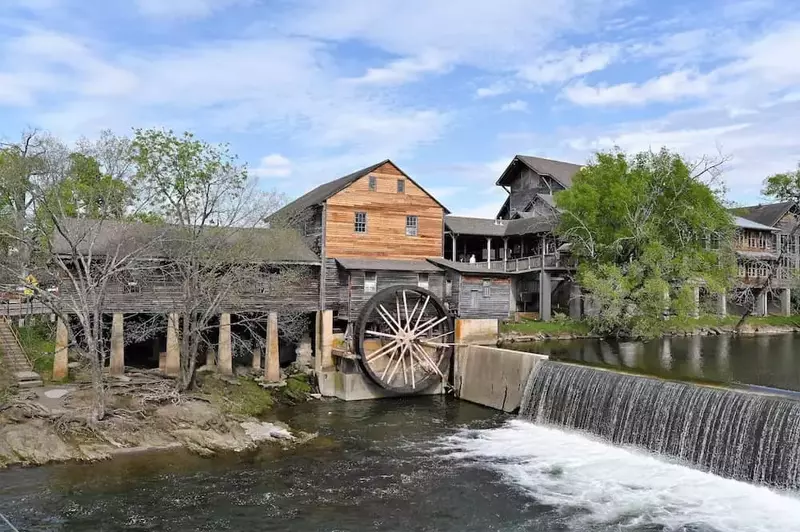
[
  {"x1": 762, "y1": 163, "x2": 800, "y2": 202},
  {"x1": 556, "y1": 148, "x2": 735, "y2": 336}
]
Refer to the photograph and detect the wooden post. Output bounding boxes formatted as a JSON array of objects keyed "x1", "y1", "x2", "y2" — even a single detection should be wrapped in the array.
[
  {"x1": 166, "y1": 313, "x2": 180, "y2": 376},
  {"x1": 503, "y1": 237, "x2": 508, "y2": 267},
  {"x1": 451, "y1": 234, "x2": 457, "y2": 261},
  {"x1": 110, "y1": 313, "x2": 124, "y2": 375},
  {"x1": 321, "y1": 310, "x2": 334, "y2": 370},
  {"x1": 486, "y1": 237, "x2": 492, "y2": 269},
  {"x1": 539, "y1": 270, "x2": 551, "y2": 322},
  {"x1": 265, "y1": 312, "x2": 280, "y2": 382},
  {"x1": 53, "y1": 316, "x2": 69, "y2": 381},
  {"x1": 219, "y1": 313, "x2": 233, "y2": 376},
  {"x1": 252, "y1": 343, "x2": 261, "y2": 371},
  {"x1": 781, "y1": 288, "x2": 791, "y2": 316}
]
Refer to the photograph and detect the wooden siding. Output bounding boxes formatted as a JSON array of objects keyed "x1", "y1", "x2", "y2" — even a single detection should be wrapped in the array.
[
  {"x1": 324, "y1": 162, "x2": 444, "y2": 259},
  {"x1": 507, "y1": 167, "x2": 565, "y2": 217},
  {"x1": 334, "y1": 268, "x2": 445, "y2": 322},
  {"x1": 456, "y1": 274, "x2": 511, "y2": 320},
  {"x1": 59, "y1": 265, "x2": 320, "y2": 314}
]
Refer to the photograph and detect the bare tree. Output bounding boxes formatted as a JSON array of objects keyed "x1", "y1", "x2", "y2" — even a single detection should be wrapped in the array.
[{"x1": 131, "y1": 129, "x2": 313, "y2": 390}]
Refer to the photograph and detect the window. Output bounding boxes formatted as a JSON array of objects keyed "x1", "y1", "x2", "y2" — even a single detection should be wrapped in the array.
[
  {"x1": 354, "y1": 211, "x2": 367, "y2": 233},
  {"x1": 397, "y1": 179, "x2": 405, "y2": 193},
  {"x1": 470, "y1": 290, "x2": 479, "y2": 307},
  {"x1": 406, "y1": 215, "x2": 418, "y2": 236},
  {"x1": 418, "y1": 273, "x2": 429, "y2": 290},
  {"x1": 482, "y1": 279, "x2": 491, "y2": 298},
  {"x1": 445, "y1": 279, "x2": 452, "y2": 297},
  {"x1": 364, "y1": 272, "x2": 377, "y2": 293},
  {"x1": 368, "y1": 175, "x2": 377, "y2": 191}
]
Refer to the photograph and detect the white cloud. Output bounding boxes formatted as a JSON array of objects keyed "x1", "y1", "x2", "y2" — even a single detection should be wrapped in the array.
[
  {"x1": 500, "y1": 100, "x2": 528, "y2": 112},
  {"x1": 518, "y1": 44, "x2": 620, "y2": 85},
  {"x1": 564, "y1": 70, "x2": 713, "y2": 106},
  {"x1": 252, "y1": 154, "x2": 292, "y2": 179},
  {"x1": 347, "y1": 52, "x2": 450, "y2": 85},
  {"x1": 476, "y1": 81, "x2": 513, "y2": 98},
  {"x1": 135, "y1": 0, "x2": 250, "y2": 19}
]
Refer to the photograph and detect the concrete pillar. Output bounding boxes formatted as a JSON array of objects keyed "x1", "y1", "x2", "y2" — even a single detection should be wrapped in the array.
[
  {"x1": 166, "y1": 313, "x2": 180, "y2": 376},
  {"x1": 486, "y1": 237, "x2": 492, "y2": 269},
  {"x1": 53, "y1": 316, "x2": 69, "y2": 381},
  {"x1": 717, "y1": 290, "x2": 727, "y2": 318},
  {"x1": 251, "y1": 342, "x2": 261, "y2": 371},
  {"x1": 539, "y1": 270, "x2": 552, "y2": 322},
  {"x1": 110, "y1": 313, "x2": 124, "y2": 375},
  {"x1": 692, "y1": 285, "x2": 700, "y2": 319},
  {"x1": 219, "y1": 312, "x2": 233, "y2": 376},
  {"x1": 314, "y1": 310, "x2": 334, "y2": 375},
  {"x1": 754, "y1": 290, "x2": 768, "y2": 317},
  {"x1": 569, "y1": 283, "x2": 582, "y2": 320},
  {"x1": 265, "y1": 312, "x2": 280, "y2": 382},
  {"x1": 296, "y1": 329, "x2": 313, "y2": 369},
  {"x1": 781, "y1": 288, "x2": 791, "y2": 316}
]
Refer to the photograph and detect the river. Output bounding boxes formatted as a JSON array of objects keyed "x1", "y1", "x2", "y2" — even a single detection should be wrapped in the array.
[
  {"x1": 1, "y1": 395, "x2": 799, "y2": 531},
  {"x1": 509, "y1": 333, "x2": 800, "y2": 393}
]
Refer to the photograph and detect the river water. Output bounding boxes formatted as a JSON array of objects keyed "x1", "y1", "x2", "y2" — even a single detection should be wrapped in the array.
[
  {"x1": 1, "y1": 396, "x2": 799, "y2": 531},
  {"x1": 509, "y1": 333, "x2": 800, "y2": 393}
]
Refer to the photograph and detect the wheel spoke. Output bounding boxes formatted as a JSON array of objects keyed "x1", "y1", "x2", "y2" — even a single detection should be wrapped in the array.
[
  {"x1": 365, "y1": 339, "x2": 398, "y2": 362},
  {"x1": 411, "y1": 342, "x2": 444, "y2": 378},
  {"x1": 386, "y1": 344, "x2": 407, "y2": 383},
  {"x1": 425, "y1": 330, "x2": 454, "y2": 343},
  {"x1": 402, "y1": 290, "x2": 410, "y2": 328},
  {"x1": 413, "y1": 296, "x2": 430, "y2": 331},
  {"x1": 413, "y1": 316, "x2": 449, "y2": 339},
  {"x1": 406, "y1": 298, "x2": 421, "y2": 328},
  {"x1": 366, "y1": 329, "x2": 399, "y2": 340},
  {"x1": 401, "y1": 351, "x2": 408, "y2": 385},
  {"x1": 378, "y1": 304, "x2": 402, "y2": 333},
  {"x1": 396, "y1": 295, "x2": 402, "y2": 331},
  {"x1": 381, "y1": 343, "x2": 403, "y2": 380}
]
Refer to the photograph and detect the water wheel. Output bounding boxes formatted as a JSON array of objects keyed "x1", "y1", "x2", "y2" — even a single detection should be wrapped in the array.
[{"x1": 355, "y1": 285, "x2": 454, "y2": 394}]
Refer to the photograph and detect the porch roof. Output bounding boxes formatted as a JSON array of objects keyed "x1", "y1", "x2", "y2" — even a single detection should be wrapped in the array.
[
  {"x1": 445, "y1": 214, "x2": 556, "y2": 237},
  {"x1": 334, "y1": 258, "x2": 442, "y2": 272}
]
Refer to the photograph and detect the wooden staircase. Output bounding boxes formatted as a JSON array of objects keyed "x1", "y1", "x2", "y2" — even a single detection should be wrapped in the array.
[{"x1": 0, "y1": 318, "x2": 42, "y2": 388}]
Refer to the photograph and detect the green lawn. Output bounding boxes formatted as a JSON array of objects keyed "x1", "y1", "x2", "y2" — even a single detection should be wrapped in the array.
[
  {"x1": 502, "y1": 314, "x2": 800, "y2": 338},
  {"x1": 15, "y1": 322, "x2": 56, "y2": 379}
]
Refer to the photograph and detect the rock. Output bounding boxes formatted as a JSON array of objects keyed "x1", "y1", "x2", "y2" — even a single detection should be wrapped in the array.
[
  {"x1": 43, "y1": 388, "x2": 71, "y2": 399},
  {"x1": 196, "y1": 365, "x2": 216, "y2": 374},
  {"x1": 259, "y1": 381, "x2": 287, "y2": 390},
  {"x1": 240, "y1": 421, "x2": 294, "y2": 443},
  {"x1": 0, "y1": 420, "x2": 76, "y2": 465},
  {"x1": 110, "y1": 375, "x2": 132, "y2": 383},
  {"x1": 309, "y1": 393, "x2": 322, "y2": 400},
  {"x1": 67, "y1": 362, "x2": 81, "y2": 369}
]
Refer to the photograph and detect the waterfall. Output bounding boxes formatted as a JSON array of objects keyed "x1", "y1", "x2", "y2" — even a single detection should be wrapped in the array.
[{"x1": 520, "y1": 360, "x2": 800, "y2": 489}]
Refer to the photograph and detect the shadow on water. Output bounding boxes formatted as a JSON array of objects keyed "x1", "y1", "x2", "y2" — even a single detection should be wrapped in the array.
[
  {"x1": 509, "y1": 333, "x2": 800, "y2": 393},
  {"x1": 0, "y1": 397, "x2": 570, "y2": 532}
]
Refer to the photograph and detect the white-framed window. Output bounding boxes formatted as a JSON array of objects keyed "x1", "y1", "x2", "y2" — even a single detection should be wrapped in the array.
[
  {"x1": 482, "y1": 278, "x2": 491, "y2": 298},
  {"x1": 368, "y1": 175, "x2": 377, "y2": 191},
  {"x1": 406, "y1": 215, "x2": 418, "y2": 236},
  {"x1": 364, "y1": 271, "x2": 377, "y2": 293},
  {"x1": 354, "y1": 211, "x2": 367, "y2": 233},
  {"x1": 418, "y1": 273, "x2": 429, "y2": 290},
  {"x1": 397, "y1": 179, "x2": 405, "y2": 193},
  {"x1": 445, "y1": 279, "x2": 452, "y2": 297}
]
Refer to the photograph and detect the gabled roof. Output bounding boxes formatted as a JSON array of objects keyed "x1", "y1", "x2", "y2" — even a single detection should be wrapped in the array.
[
  {"x1": 445, "y1": 216, "x2": 507, "y2": 237},
  {"x1": 444, "y1": 214, "x2": 555, "y2": 237},
  {"x1": 335, "y1": 258, "x2": 442, "y2": 272},
  {"x1": 496, "y1": 155, "x2": 583, "y2": 188},
  {"x1": 270, "y1": 159, "x2": 450, "y2": 221},
  {"x1": 731, "y1": 202, "x2": 795, "y2": 227}
]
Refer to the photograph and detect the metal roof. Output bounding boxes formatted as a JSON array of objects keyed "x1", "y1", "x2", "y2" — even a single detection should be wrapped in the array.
[
  {"x1": 444, "y1": 216, "x2": 508, "y2": 237},
  {"x1": 496, "y1": 155, "x2": 583, "y2": 188},
  {"x1": 334, "y1": 258, "x2": 442, "y2": 272},
  {"x1": 731, "y1": 202, "x2": 795, "y2": 228},
  {"x1": 426, "y1": 257, "x2": 512, "y2": 276},
  {"x1": 445, "y1": 214, "x2": 555, "y2": 237},
  {"x1": 732, "y1": 216, "x2": 781, "y2": 232},
  {"x1": 270, "y1": 159, "x2": 450, "y2": 222},
  {"x1": 51, "y1": 218, "x2": 321, "y2": 264}
]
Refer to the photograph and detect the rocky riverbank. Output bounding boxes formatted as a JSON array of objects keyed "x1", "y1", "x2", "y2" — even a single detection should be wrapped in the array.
[{"x1": 0, "y1": 370, "x2": 318, "y2": 468}]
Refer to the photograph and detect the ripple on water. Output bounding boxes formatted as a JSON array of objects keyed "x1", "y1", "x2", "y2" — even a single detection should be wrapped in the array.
[{"x1": 436, "y1": 419, "x2": 800, "y2": 532}]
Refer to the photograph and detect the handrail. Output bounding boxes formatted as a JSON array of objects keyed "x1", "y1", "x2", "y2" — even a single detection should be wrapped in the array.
[{"x1": 1, "y1": 317, "x2": 33, "y2": 369}]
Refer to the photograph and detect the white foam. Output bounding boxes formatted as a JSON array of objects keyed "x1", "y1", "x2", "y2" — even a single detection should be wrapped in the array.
[{"x1": 439, "y1": 420, "x2": 800, "y2": 532}]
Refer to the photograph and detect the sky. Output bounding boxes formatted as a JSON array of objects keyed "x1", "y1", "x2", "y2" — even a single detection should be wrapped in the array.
[{"x1": 1, "y1": 0, "x2": 799, "y2": 218}]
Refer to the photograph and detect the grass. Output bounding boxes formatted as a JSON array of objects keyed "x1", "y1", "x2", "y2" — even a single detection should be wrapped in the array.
[
  {"x1": 502, "y1": 318, "x2": 592, "y2": 336},
  {"x1": 197, "y1": 372, "x2": 313, "y2": 418},
  {"x1": 502, "y1": 313, "x2": 800, "y2": 339},
  {"x1": 0, "y1": 350, "x2": 15, "y2": 405},
  {"x1": 15, "y1": 322, "x2": 56, "y2": 380}
]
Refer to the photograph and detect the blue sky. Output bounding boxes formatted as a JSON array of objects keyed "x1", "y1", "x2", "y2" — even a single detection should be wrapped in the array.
[{"x1": 1, "y1": 0, "x2": 799, "y2": 218}]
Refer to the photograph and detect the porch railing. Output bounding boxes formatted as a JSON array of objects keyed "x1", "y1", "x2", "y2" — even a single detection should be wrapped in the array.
[{"x1": 463, "y1": 254, "x2": 568, "y2": 273}]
